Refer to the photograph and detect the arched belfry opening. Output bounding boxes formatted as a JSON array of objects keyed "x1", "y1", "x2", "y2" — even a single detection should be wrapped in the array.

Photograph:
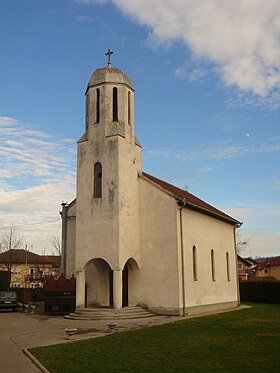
[
  {"x1": 122, "y1": 258, "x2": 139, "y2": 307},
  {"x1": 113, "y1": 87, "x2": 118, "y2": 121},
  {"x1": 85, "y1": 258, "x2": 113, "y2": 308}
]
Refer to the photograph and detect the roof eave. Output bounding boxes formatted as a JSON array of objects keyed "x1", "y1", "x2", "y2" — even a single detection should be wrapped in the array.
[{"x1": 177, "y1": 198, "x2": 242, "y2": 226}]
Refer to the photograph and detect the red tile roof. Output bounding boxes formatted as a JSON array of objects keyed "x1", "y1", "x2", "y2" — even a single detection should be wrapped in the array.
[
  {"x1": 142, "y1": 172, "x2": 241, "y2": 225},
  {"x1": 258, "y1": 257, "x2": 280, "y2": 270},
  {"x1": 0, "y1": 249, "x2": 61, "y2": 266}
]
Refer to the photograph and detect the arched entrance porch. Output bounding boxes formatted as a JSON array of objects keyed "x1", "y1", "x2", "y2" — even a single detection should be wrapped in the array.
[
  {"x1": 122, "y1": 258, "x2": 139, "y2": 307},
  {"x1": 85, "y1": 258, "x2": 113, "y2": 308}
]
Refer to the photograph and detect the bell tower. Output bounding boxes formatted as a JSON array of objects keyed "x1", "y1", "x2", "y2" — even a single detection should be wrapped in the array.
[{"x1": 75, "y1": 52, "x2": 142, "y2": 308}]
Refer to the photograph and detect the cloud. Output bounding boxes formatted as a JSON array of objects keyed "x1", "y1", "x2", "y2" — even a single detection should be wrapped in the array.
[
  {"x1": 80, "y1": 0, "x2": 280, "y2": 107},
  {"x1": 0, "y1": 117, "x2": 76, "y2": 254},
  {"x1": 143, "y1": 136, "x2": 280, "y2": 162},
  {"x1": 243, "y1": 232, "x2": 280, "y2": 258},
  {"x1": 225, "y1": 207, "x2": 256, "y2": 219},
  {"x1": 174, "y1": 67, "x2": 188, "y2": 80},
  {"x1": 189, "y1": 68, "x2": 207, "y2": 82}
]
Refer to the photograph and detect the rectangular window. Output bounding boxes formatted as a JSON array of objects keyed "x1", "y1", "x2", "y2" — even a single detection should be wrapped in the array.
[
  {"x1": 113, "y1": 87, "x2": 118, "y2": 121},
  {"x1": 193, "y1": 246, "x2": 198, "y2": 281},
  {"x1": 96, "y1": 88, "x2": 100, "y2": 123},
  {"x1": 86, "y1": 93, "x2": 90, "y2": 129},
  {"x1": 211, "y1": 249, "x2": 215, "y2": 281},
  {"x1": 226, "y1": 252, "x2": 230, "y2": 281},
  {"x1": 94, "y1": 162, "x2": 102, "y2": 198},
  {"x1": 128, "y1": 91, "x2": 131, "y2": 125}
]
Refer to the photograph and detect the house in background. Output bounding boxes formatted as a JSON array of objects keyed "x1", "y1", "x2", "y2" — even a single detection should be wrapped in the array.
[
  {"x1": 237, "y1": 255, "x2": 252, "y2": 281},
  {"x1": 256, "y1": 257, "x2": 280, "y2": 280},
  {"x1": 0, "y1": 249, "x2": 60, "y2": 289}
]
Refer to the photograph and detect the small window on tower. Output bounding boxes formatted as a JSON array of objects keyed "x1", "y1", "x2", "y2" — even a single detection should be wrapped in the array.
[
  {"x1": 86, "y1": 93, "x2": 90, "y2": 129},
  {"x1": 128, "y1": 91, "x2": 131, "y2": 125},
  {"x1": 96, "y1": 88, "x2": 100, "y2": 123},
  {"x1": 94, "y1": 162, "x2": 102, "y2": 198},
  {"x1": 113, "y1": 87, "x2": 118, "y2": 121}
]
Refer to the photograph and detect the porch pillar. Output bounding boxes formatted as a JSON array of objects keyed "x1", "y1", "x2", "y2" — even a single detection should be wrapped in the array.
[
  {"x1": 75, "y1": 270, "x2": 85, "y2": 309},
  {"x1": 113, "y1": 270, "x2": 122, "y2": 309}
]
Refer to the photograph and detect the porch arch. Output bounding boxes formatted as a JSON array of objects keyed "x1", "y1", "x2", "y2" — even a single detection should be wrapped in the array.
[
  {"x1": 84, "y1": 258, "x2": 113, "y2": 308},
  {"x1": 122, "y1": 258, "x2": 139, "y2": 307}
]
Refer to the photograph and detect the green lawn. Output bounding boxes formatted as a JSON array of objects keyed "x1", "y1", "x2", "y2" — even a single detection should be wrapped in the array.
[{"x1": 30, "y1": 303, "x2": 280, "y2": 373}]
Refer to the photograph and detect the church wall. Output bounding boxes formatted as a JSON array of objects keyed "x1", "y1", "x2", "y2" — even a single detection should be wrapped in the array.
[
  {"x1": 181, "y1": 208, "x2": 238, "y2": 312},
  {"x1": 136, "y1": 178, "x2": 180, "y2": 313},
  {"x1": 65, "y1": 202, "x2": 76, "y2": 278},
  {"x1": 75, "y1": 135, "x2": 119, "y2": 272},
  {"x1": 118, "y1": 138, "x2": 140, "y2": 268}
]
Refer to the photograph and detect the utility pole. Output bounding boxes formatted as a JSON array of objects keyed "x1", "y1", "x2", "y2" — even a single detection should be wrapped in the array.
[{"x1": 60, "y1": 202, "x2": 68, "y2": 276}]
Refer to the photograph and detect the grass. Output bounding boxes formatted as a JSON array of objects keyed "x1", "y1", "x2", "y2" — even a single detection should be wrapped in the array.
[{"x1": 30, "y1": 303, "x2": 280, "y2": 373}]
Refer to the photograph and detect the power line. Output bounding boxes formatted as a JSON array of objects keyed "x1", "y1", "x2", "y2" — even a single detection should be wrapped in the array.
[{"x1": 0, "y1": 218, "x2": 61, "y2": 230}]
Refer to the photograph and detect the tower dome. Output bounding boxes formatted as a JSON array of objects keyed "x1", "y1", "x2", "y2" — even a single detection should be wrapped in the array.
[{"x1": 87, "y1": 67, "x2": 133, "y2": 91}]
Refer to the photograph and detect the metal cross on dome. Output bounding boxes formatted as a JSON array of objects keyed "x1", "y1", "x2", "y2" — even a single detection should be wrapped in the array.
[{"x1": 105, "y1": 48, "x2": 113, "y2": 67}]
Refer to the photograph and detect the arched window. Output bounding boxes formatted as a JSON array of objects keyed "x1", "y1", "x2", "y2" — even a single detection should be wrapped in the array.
[
  {"x1": 113, "y1": 87, "x2": 118, "y2": 121},
  {"x1": 226, "y1": 252, "x2": 230, "y2": 281},
  {"x1": 193, "y1": 246, "x2": 198, "y2": 281},
  {"x1": 86, "y1": 93, "x2": 90, "y2": 130},
  {"x1": 128, "y1": 91, "x2": 131, "y2": 125},
  {"x1": 94, "y1": 162, "x2": 102, "y2": 198},
  {"x1": 96, "y1": 88, "x2": 100, "y2": 123},
  {"x1": 211, "y1": 249, "x2": 215, "y2": 281}
]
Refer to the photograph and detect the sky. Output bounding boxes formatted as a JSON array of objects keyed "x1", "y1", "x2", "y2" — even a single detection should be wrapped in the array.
[{"x1": 0, "y1": 0, "x2": 279, "y2": 258}]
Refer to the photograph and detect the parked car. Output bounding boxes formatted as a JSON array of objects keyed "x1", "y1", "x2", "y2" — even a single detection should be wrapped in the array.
[{"x1": 0, "y1": 291, "x2": 18, "y2": 311}]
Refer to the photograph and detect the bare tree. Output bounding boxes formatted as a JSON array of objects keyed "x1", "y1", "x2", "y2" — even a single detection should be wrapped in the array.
[
  {"x1": 0, "y1": 226, "x2": 24, "y2": 252},
  {"x1": 0, "y1": 227, "x2": 25, "y2": 288},
  {"x1": 236, "y1": 229, "x2": 248, "y2": 256},
  {"x1": 50, "y1": 234, "x2": 61, "y2": 255}
]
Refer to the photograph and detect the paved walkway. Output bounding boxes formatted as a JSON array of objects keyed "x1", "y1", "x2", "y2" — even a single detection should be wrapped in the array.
[
  {"x1": 0, "y1": 306, "x2": 249, "y2": 373},
  {"x1": 0, "y1": 310, "x2": 177, "y2": 372}
]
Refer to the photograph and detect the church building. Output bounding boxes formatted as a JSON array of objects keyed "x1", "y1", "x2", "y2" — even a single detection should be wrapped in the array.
[{"x1": 62, "y1": 54, "x2": 241, "y2": 316}]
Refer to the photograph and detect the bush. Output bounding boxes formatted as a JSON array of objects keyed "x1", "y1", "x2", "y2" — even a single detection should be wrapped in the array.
[{"x1": 240, "y1": 281, "x2": 280, "y2": 304}]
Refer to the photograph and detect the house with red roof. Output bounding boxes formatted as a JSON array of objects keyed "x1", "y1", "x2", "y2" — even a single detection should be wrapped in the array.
[
  {"x1": 61, "y1": 61, "x2": 241, "y2": 316},
  {"x1": 236, "y1": 255, "x2": 259, "y2": 280},
  {"x1": 0, "y1": 249, "x2": 60, "y2": 289},
  {"x1": 256, "y1": 257, "x2": 280, "y2": 280}
]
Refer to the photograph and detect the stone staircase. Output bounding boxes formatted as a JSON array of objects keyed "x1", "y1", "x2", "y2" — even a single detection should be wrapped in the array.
[{"x1": 65, "y1": 306, "x2": 155, "y2": 320}]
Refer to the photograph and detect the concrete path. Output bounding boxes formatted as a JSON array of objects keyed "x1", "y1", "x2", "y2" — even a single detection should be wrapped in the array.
[
  {"x1": 0, "y1": 306, "x2": 249, "y2": 373},
  {"x1": 0, "y1": 310, "x2": 175, "y2": 372}
]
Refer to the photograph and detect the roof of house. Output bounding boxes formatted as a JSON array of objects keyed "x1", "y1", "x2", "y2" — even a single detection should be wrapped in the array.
[
  {"x1": 142, "y1": 172, "x2": 241, "y2": 225},
  {"x1": 0, "y1": 249, "x2": 61, "y2": 266},
  {"x1": 237, "y1": 255, "x2": 252, "y2": 267},
  {"x1": 257, "y1": 256, "x2": 280, "y2": 270}
]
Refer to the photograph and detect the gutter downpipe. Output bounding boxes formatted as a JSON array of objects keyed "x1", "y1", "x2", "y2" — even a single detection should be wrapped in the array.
[
  {"x1": 234, "y1": 223, "x2": 243, "y2": 306},
  {"x1": 178, "y1": 199, "x2": 187, "y2": 316},
  {"x1": 60, "y1": 202, "x2": 68, "y2": 276}
]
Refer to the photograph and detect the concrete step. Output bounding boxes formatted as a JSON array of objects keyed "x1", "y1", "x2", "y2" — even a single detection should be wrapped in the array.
[
  {"x1": 75, "y1": 307, "x2": 148, "y2": 315},
  {"x1": 65, "y1": 306, "x2": 155, "y2": 320}
]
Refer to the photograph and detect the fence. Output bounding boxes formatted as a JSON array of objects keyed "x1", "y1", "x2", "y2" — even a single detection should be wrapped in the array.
[{"x1": 239, "y1": 281, "x2": 280, "y2": 304}]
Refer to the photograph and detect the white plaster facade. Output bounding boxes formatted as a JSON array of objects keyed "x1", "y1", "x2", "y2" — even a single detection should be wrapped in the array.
[{"x1": 62, "y1": 63, "x2": 240, "y2": 316}]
